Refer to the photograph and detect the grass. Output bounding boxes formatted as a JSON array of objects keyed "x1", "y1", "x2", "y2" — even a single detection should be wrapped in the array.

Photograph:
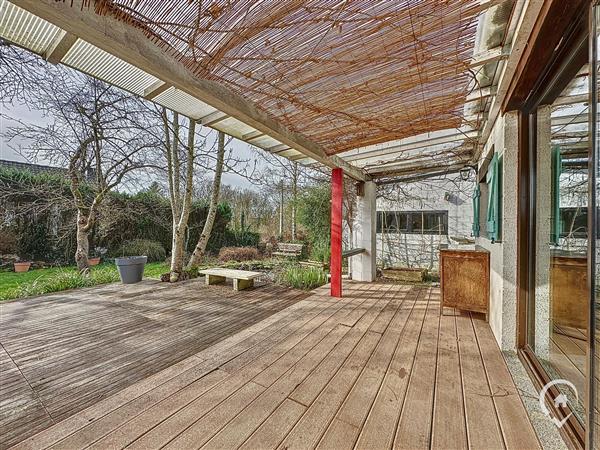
[
  {"x1": 277, "y1": 264, "x2": 328, "y2": 290},
  {"x1": 0, "y1": 261, "x2": 169, "y2": 301},
  {"x1": 0, "y1": 257, "x2": 328, "y2": 301}
]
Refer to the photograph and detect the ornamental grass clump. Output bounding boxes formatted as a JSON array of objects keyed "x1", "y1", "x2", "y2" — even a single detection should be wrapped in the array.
[
  {"x1": 278, "y1": 265, "x2": 327, "y2": 290},
  {"x1": 13, "y1": 266, "x2": 119, "y2": 299}
]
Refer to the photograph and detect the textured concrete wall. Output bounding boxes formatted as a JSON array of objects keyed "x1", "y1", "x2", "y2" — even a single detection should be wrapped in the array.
[
  {"x1": 352, "y1": 181, "x2": 376, "y2": 282},
  {"x1": 534, "y1": 105, "x2": 552, "y2": 359},
  {"x1": 476, "y1": 111, "x2": 519, "y2": 351},
  {"x1": 500, "y1": 111, "x2": 519, "y2": 352},
  {"x1": 477, "y1": 115, "x2": 505, "y2": 347}
]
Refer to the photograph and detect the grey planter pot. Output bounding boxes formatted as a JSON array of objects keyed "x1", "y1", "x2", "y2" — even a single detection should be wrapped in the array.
[{"x1": 115, "y1": 256, "x2": 147, "y2": 284}]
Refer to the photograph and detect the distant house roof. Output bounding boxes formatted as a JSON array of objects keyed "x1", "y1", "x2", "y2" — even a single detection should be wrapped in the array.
[
  {"x1": 0, "y1": 159, "x2": 96, "y2": 181},
  {"x1": 0, "y1": 159, "x2": 69, "y2": 176}
]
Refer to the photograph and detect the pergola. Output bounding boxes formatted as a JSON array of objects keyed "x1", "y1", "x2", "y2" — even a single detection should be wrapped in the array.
[{"x1": 0, "y1": 0, "x2": 527, "y2": 296}]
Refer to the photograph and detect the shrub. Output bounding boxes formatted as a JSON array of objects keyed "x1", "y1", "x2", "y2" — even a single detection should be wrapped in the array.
[
  {"x1": 218, "y1": 246, "x2": 260, "y2": 262},
  {"x1": 310, "y1": 239, "x2": 330, "y2": 263},
  {"x1": 296, "y1": 184, "x2": 331, "y2": 243},
  {"x1": 0, "y1": 228, "x2": 18, "y2": 254},
  {"x1": 278, "y1": 265, "x2": 328, "y2": 290},
  {"x1": 207, "y1": 229, "x2": 260, "y2": 253},
  {"x1": 116, "y1": 239, "x2": 166, "y2": 262}
]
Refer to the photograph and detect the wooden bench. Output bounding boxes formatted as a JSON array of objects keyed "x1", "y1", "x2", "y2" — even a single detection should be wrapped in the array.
[
  {"x1": 199, "y1": 268, "x2": 262, "y2": 291},
  {"x1": 272, "y1": 242, "x2": 303, "y2": 258}
]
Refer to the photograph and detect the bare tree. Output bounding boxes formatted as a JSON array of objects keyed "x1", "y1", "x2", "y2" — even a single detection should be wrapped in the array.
[
  {"x1": 160, "y1": 109, "x2": 197, "y2": 281},
  {"x1": 3, "y1": 67, "x2": 157, "y2": 272},
  {"x1": 253, "y1": 150, "x2": 321, "y2": 240},
  {"x1": 0, "y1": 40, "x2": 47, "y2": 106},
  {"x1": 187, "y1": 130, "x2": 226, "y2": 268}
]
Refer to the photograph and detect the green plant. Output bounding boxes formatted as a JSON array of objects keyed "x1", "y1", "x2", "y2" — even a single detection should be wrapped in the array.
[
  {"x1": 116, "y1": 239, "x2": 166, "y2": 262},
  {"x1": 296, "y1": 184, "x2": 331, "y2": 243},
  {"x1": 278, "y1": 264, "x2": 328, "y2": 290},
  {"x1": 14, "y1": 266, "x2": 120, "y2": 298},
  {"x1": 310, "y1": 239, "x2": 331, "y2": 263}
]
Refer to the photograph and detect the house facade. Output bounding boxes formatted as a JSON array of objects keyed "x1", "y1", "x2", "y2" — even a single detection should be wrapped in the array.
[{"x1": 375, "y1": 177, "x2": 474, "y2": 271}]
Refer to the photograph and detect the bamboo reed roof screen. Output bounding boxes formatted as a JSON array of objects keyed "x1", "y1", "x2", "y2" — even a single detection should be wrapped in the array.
[{"x1": 87, "y1": 0, "x2": 482, "y2": 155}]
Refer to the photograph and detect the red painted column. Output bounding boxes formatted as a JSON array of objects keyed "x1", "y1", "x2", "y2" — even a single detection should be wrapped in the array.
[{"x1": 330, "y1": 168, "x2": 343, "y2": 297}]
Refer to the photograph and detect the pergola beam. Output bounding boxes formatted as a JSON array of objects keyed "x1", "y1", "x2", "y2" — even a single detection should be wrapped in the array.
[
  {"x1": 12, "y1": 0, "x2": 369, "y2": 182},
  {"x1": 465, "y1": 86, "x2": 497, "y2": 104},
  {"x1": 242, "y1": 130, "x2": 265, "y2": 141},
  {"x1": 369, "y1": 160, "x2": 471, "y2": 179},
  {"x1": 198, "y1": 111, "x2": 229, "y2": 127},
  {"x1": 267, "y1": 144, "x2": 290, "y2": 153},
  {"x1": 342, "y1": 129, "x2": 479, "y2": 163},
  {"x1": 44, "y1": 30, "x2": 77, "y2": 64},
  {"x1": 143, "y1": 80, "x2": 171, "y2": 100},
  {"x1": 469, "y1": 45, "x2": 510, "y2": 68}
]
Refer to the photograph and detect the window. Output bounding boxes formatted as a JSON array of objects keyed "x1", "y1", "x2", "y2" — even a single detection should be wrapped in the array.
[
  {"x1": 376, "y1": 211, "x2": 448, "y2": 235},
  {"x1": 559, "y1": 207, "x2": 590, "y2": 239}
]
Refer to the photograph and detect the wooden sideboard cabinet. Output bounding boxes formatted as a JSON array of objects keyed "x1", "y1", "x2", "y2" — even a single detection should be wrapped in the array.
[
  {"x1": 440, "y1": 246, "x2": 490, "y2": 318},
  {"x1": 551, "y1": 253, "x2": 588, "y2": 333}
]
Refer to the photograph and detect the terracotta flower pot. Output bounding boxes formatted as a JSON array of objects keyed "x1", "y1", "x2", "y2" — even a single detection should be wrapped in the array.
[
  {"x1": 88, "y1": 257, "x2": 101, "y2": 266},
  {"x1": 14, "y1": 262, "x2": 31, "y2": 273}
]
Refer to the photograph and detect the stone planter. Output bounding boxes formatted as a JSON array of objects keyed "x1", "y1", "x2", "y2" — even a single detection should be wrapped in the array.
[
  {"x1": 14, "y1": 262, "x2": 32, "y2": 273},
  {"x1": 382, "y1": 267, "x2": 427, "y2": 283},
  {"x1": 88, "y1": 257, "x2": 101, "y2": 266},
  {"x1": 115, "y1": 256, "x2": 147, "y2": 284}
]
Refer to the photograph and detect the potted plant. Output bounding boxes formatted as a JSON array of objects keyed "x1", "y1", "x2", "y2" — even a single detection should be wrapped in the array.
[
  {"x1": 88, "y1": 256, "x2": 101, "y2": 266},
  {"x1": 88, "y1": 247, "x2": 107, "y2": 266},
  {"x1": 115, "y1": 255, "x2": 147, "y2": 284},
  {"x1": 13, "y1": 261, "x2": 32, "y2": 273}
]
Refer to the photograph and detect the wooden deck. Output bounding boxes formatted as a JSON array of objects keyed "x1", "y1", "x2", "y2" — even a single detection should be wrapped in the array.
[
  {"x1": 4, "y1": 282, "x2": 542, "y2": 450},
  {"x1": 0, "y1": 279, "x2": 309, "y2": 449}
]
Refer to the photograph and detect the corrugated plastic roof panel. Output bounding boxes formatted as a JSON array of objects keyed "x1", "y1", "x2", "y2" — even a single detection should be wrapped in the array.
[
  {"x1": 62, "y1": 40, "x2": 159, "y2": 98},
  {"x1": 153, "y1": 87, "x2": 216, "y2": 121},
  {"x1": 0, "y1": 0, "x2": 61, "y2": 54}
]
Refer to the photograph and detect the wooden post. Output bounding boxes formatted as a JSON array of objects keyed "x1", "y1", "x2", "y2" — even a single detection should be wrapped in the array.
[{"x1": 331, "y1": 168, "x2": 343, "y2": 297}]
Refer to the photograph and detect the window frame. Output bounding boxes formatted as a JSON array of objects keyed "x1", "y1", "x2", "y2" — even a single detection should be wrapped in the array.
[{"x1": 376, "y1": 210, "x2": 449, "y2": 235}]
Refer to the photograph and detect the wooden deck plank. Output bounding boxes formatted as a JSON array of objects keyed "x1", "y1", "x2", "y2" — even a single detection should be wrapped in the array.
[
  {"x1": 48, "y1": 297, "x2": 341, "y2": 450},
  {"x1": 122, "y1": 286, "x2": 388, "y2": 449},
  {"x1": 431, "y1": 310, "x2": 468, "y2": 450},
  {"x1": 277, "y1": 331, "x2": 382, "y2": 449},
  {"x1": 472, "y1": 316, "x2": 541, "y2": 450},
  {"x1": 0, "y1": 280, "x2": 310, "y2": 449},
  {"x1": 238, "y1": 399, "x2": 306, "y2": 450},
  {"x1": 317, "y1": 286, "x2": 417, "y2": 448},
  {"x1": 455, "y1": 312, "x2": 505, "y2": 450},
  {"x1": 88, "y1": 292, "x2": 362, "y2": 449},
  {"x1": 4, "y1": 282, "x2": 544, "y2": 450},
  {"x1": 197, "y1": 325, "x2": 352, "y2": 449},
  {"x1": 199, "y1": 286, "x2": 398, "y2": 449},
  {"x1": 353, "y1": 288, "x2": 428, "y2": 449},
  {"x1": 393, "y1": 290, "x2": 440, "y2": 449}
]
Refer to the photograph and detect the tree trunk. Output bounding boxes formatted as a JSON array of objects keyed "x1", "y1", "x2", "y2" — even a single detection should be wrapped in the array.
[
  {"x1": 75, "y1": 210, "x2": 90, "y2": 273},
  {"x1": 291, "y1": 162, "x2": 298, "y2": 241},
  {"x1": 170, "y1": 219, "x2": 185, "y2": 280},
  {"x1": 279, "y1": 180, "x2": 284, "y2": 238},
  {"x1": 169, "y1": 117, "x2": 195, "y2": 282},
  {"x1": 187, "y1": 131, "x2": 226, "y2": 268}
]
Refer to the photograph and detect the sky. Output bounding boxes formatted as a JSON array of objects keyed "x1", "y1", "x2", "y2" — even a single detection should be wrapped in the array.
[{"x1": 0, "y1": 99, "x2": 265, "y2": 191}]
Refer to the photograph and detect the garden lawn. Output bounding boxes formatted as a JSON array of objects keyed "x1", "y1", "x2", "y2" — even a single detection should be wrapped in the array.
[{"x1": 0, "y1": 262, "x2": 169, "y2": 301}]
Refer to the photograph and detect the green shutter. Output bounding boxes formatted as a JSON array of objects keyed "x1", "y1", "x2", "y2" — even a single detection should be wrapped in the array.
[
  {"x1": 472, "y1": 184, "x2": 480, "y2": 237},
  {"x1": 551, "y1": 146, "x2": 562, "y2": 245},
  {"x1": 486, "y1": 153, "x2": 499, "y2": 243}
]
